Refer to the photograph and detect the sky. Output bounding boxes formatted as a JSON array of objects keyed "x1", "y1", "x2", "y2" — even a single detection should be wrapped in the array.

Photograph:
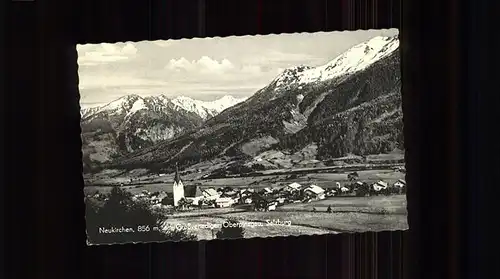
[{"x1": 77, "y1": 29, "x2": 398, "y2": 108}]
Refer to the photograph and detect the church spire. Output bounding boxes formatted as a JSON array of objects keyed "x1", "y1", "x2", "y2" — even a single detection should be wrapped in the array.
[{"x1": 174, "y1": 162, "x2": 181, "y2": 184}]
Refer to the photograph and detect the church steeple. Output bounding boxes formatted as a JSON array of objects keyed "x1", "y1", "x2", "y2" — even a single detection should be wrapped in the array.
[
  {"x1": 172, "y1": 162, "x2": 185, "y2": 207},
  {"x1": 174, "y1": 162, "x2": 181, "y2": 184}
]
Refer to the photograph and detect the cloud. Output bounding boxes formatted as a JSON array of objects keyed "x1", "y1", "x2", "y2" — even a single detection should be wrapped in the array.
[
  {"x1": 165, "y1": 56, "x2": 235, "y2": 74},
  {"x1": 77, "y1": 42, "x2": 138, "y2": 66},
  {"x1": 79, "y1": 75, "x2": 169, "y2": 91}
]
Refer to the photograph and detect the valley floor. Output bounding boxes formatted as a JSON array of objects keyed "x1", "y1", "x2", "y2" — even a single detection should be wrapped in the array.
[
  {"x1": 84, "y1": 161, "x2": 408, "y2": 241},
  {"x1": 161, "y1": 195, "x2": 408, "y2": 240},
  {"x1": 84, "y1": 167, "x2": 405, "y2": 196}
]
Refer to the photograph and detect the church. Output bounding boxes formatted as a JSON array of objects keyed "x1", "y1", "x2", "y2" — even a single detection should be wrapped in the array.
[
  {"x1": 171, "y1": 163, "x2": 203, "y2": 207},
  {"x1": 172, "y1": 164, "x2": 185, "y2": 207}
]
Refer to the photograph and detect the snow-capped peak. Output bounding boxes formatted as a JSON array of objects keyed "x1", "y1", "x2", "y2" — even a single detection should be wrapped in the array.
[
  {"x1": 273, "y1": 65, "x2": 314, "y2": 88},
  {"x1": 88, "y1": 94, "x2": 143, "y2": 116},
  {"x1": 203, "y1": 95, "x2": 247, "y2": 111},
  {"x1": 171, "y1": 95, "x2": 246, "y2": 119},
  {"x1": 270, "y1": 35, "x2": 399, "y2": 92},
  {"x1": 298, "y1": 36, "x2": 399, "y2": 84},
  {"x1": 81, "y1": 94, "x2": 247, "y2": 121},
  {"x1": 170, "y1": 96, "x2": 205, "y2": 115}
]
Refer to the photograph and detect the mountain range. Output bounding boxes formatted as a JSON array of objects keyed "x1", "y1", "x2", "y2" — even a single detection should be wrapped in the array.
[
  {"x1": 83, "y1": 35, "x2": 403, "y2": 175},
  {"x1": 80, "y1": 95, "x2": 245, "y2": 169}
]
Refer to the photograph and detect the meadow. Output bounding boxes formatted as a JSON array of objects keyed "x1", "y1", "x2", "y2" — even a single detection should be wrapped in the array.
[{"x1": 158, "y1": 194, "x2": 408, "y2": 240}]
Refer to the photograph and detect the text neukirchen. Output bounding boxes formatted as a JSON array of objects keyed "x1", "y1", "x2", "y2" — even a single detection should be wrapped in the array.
[{"x1": 98, "y1": 226, "x2": 135, "y2": 234}]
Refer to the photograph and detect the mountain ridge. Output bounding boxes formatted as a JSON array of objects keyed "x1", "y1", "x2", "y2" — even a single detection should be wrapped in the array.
[
  {"x1": 80, "y1": 94, "x2": 246, "y2": 170},
  {"x1": 81, "y1": 94, "x2": 247, "y2": 121},
  {"x1": 99, "y1": 35, "x2": 403, "y2": 175}
]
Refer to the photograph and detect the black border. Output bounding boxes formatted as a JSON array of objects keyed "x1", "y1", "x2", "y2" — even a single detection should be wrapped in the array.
[{"x1": 5, "y1": 0, "x2": 489, "y2": 278}]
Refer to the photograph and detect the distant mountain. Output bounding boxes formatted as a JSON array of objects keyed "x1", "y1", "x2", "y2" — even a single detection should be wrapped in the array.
[
  {"x1": 81, "y1": 94, "x2": 245, "y2": 122},
  {"x1": 170, "y1": 95, "x2": 246, "y2": 120},
  {"x1": 80, "y1": 94, "x2": 245, "y2": 170},
  {"x1": 103, "y1": 35, "x2": 403, "y2": 174}
]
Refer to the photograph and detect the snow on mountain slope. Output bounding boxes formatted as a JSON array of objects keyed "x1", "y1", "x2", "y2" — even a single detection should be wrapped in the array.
[
  {"x1": 260, "y1": 35, "x2": 400, "y2": 133},
  {"x1": 81, "y1": 106, "x2": 100, "y2": 118},
  {"x1": 270, "y1": 36, "x2": 399, "y2": 94},
  {"x1": 298, "y1": 36, "x2": 399, "y2": 84},
  {"x1": 125, "y1": 98, "x2": 147, "y2": 119},
  {"x1": 273, "y1": 66, "x2": 314, "y2": 88},
  {"x1": 82, "y1": 94, "x2": 246, "y2": 122},
  {"x1": 97, "y1": 95, "x2": 142, "y2": 115},
  {"x1": 171, "y1": 95, "x2": 246, "y2": 120},
  {"x1": 80, "y1": 94, "x2": 246, "y2": 167}
]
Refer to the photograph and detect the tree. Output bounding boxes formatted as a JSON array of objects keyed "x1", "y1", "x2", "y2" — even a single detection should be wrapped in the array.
[
  {"x1": 216, "y1": 219, "x2": 245, "y2": 240},
  {"x1": 355, "y1": 183, "x2": 369, "y2": 197},
  {"x1": 161, "y1": 196, "x2": 174, "y2": 206},
  {"x1": 251, "y1": 193, "x2": 267, "y2": 211},
  {"x1": 164, "y1": 226, "x2": 197, "y2": 242},
  {"x1": 177, "y1": 197, "x2": 190, "y2": 209},
  {"x1": 85, "y1": 187, "x2": 197, "y2": 244},
  {"x1": 348, "y1": 172, "x2": 359, "y2": 181}
]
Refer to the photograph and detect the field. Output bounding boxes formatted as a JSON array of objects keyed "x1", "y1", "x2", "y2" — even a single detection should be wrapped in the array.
[
  {"x1": 160, "y1": 195, "x2": 407, "y2": 240},
  {"x1": 84, "y1": 183, "x2": 169, "y2": 196},
  {"x1": 279, "y1": 194, "x2": 407, "y2": 214}
]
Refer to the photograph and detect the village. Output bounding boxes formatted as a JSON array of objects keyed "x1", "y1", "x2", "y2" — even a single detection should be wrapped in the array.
[{"x1": 87, "y1": 167, "x2": 407, "y2": 214}]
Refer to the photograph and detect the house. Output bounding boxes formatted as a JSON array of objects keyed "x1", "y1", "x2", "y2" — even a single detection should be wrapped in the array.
[
  {"x1": 304, "y1": 185, "x2": 326, "y2": 200},
  {"x1": 267, "y1": 201, "x2": 278, "y2": 211},
  {"x1": 252, "y1": 194, "x2": 278, "y2": 211},
  {"x1": 240, "y1": 189, "x2": 253, "y2": 199},
  {"x1": 339, "y1": 184, "x2": 350, "y2": 193},
  {"x1": 325, "y1": 189, "x2": 337, "y2": 198},
  {"x1": 221, "y1": 190, "x2": 238, "y2": 198},
  {"x1": 215, "y1": 197, "x2": 234, "y2": 208},
  {"x1": 372, "y1": 181, "x2": 389, "y2": 191},
  {"x1": 393, "y1": 179, "x2": 406, "y2": 188},
  {"x1": 262, "y1": 187, "x2": 273, "y2": 194},
  {"x1": 244, "y1": 197, "x2": 253, "y2": 204},
  {"x1": 202, "y1": 188, "x2": 219, "y2": 200},
  {"x1": 285, "y1": 182, "x2": 302, "y2": 192},
  {"x1": 186, "y1": 196, "x2": 204, "y2": 206},
  {"x1": 241, "y1": 188, "x2": 255, "y2": 197},
  {"x1": 334, "y1": 182, "x2": 349, "y2": 193},
  {"x1": 184, "y1": 184, "x2": 204, "y2": 206}
]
